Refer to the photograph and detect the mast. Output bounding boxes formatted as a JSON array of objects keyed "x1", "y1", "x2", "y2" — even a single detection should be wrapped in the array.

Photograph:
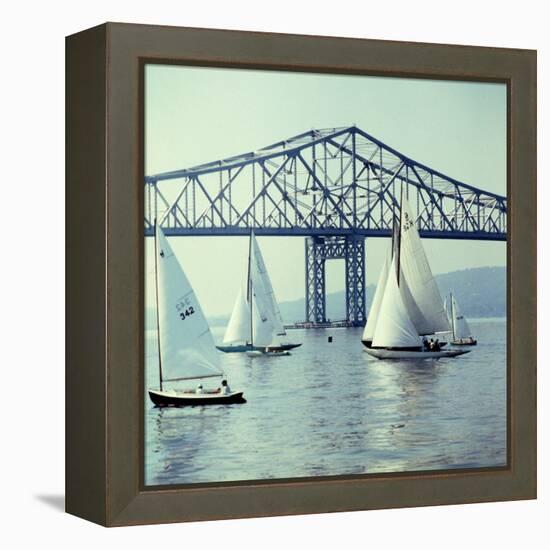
[
  {"x1": 450, "y1": 292, "x2": 456, "y2": 341},
  {"x1": 396, "y1": 184, "x2": 404, "y2": 285},
  {"x1": 248, "y1": 230, "x2": 253, "y2": 346},
  {"x1": 154, "y1": 221, "x2": 163, "y2": 391}
]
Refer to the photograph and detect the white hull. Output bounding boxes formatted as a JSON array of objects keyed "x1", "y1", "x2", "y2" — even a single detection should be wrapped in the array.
[
  {"x1": 451, "y1": 337, "x2": 477, "y2": 346},
  {"x1": 364, "y1": 348, "x2": 470, "y2": 360}
]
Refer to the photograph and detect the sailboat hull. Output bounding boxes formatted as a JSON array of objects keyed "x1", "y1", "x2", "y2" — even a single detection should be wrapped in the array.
[
  {"x1": 451, "y1": 338, "x2": 477, "y2": 346},
  {"x1": 217, "y1": 343, "x2": 302, "y2": 353},
  {"x1": 148, "y1": 389, "x2": 246, "y2": 407},
  {"x1": 364, "y1": 348, "x2": 470, "y2": 360},
  {"x1": 362, "y1": 339, "x2": 447, "y2": 350}
]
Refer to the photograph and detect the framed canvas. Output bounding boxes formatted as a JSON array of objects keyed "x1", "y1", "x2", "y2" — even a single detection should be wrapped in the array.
[{"x1": 66, "y1": 22, "x2": 537, "y2": 527}]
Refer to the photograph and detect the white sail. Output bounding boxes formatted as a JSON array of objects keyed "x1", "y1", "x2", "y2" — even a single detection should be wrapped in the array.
[
  {"x1": 451, "y1": 295, "x2": 472, "y2": 339},
  {"x1": 223, "y1": 286, "x2": 251, "y2": 345},
  {"x1": 156, "y1": 227, "x2": 222, "y2": 381},
  {"x1": 251, "y1": 287, "x2": 276, "y2": 347},
  {"x1": 362, "y1": 250, "x2": 390, "y2": 342},
  {"x1": 372, "y1": 256, "x2": 422, "y2": 349},
  {"x1": 399, "y1": 196, "x2": 450, "y2": 335},
  {"x1": 250, "y1": 232, "x2": 287, "y2": 337}
]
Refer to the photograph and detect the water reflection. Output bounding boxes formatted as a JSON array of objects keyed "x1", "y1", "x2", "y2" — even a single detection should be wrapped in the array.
[{"x1": 145, "y1": 321, "x2": 507, "y2": 484}]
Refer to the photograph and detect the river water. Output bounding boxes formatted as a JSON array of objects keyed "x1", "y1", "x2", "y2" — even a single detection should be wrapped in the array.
[{"x1": 144, "y1": 318, "x2": 506, "y2": 486}]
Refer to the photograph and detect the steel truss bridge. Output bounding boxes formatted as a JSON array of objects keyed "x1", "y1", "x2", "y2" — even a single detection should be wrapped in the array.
[{"x1": 144, "y1": 126, "x2": 507, "y2": 326}]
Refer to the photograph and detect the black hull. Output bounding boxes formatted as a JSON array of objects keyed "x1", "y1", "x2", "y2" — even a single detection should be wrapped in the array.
[
  {"x1": 362, "y1": 341, "x2": 422, "y2": 352},
  {"x1": 266, "y1": 343, "x2": 302, "y2": 352},
  {"x1": 148, "y1": 390, "x2": 246, "y2": 407},
  {"x1": 278, "y1": 343, "x2": 302, "y2": 351},
  {"x1": 362, "y1": 340, "x2": 448, "y2": 351},
  {"x1": 217, "y1": 342, "x2": 302, "y2": 353}
]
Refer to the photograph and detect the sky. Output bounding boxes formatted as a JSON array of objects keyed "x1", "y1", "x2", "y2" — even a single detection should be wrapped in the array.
[{"x1": 144, "y1": 64, "x2": 506, "y2": 317}]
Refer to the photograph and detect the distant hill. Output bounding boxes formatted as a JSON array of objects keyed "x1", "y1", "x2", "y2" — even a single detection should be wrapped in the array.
[
  {"x1": 146, "y1": 266, "x2": 506, "y2": 329},
  {"x1": 278, "y1": 266, "x2": 506, "y2": 323},
  {"x1": 433, "y1": 267, "x2": 506, "y2": 319}
]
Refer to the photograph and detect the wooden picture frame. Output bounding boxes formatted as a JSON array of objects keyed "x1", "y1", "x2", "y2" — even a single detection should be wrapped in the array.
[{"x1": 66, "y1": 22, "x2": 536, "y2": 527}]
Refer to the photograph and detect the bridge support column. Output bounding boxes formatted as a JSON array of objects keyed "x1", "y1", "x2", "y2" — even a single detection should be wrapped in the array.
[
  {"x1": 305, "y1": 235, "x2": 366, "y2": 326},
  {"x1": 305, "y1": 237, "x2": 326, "y2": 324},
  {"x1": 345, "y1": 235, "x2": 367, "y2": 326}
]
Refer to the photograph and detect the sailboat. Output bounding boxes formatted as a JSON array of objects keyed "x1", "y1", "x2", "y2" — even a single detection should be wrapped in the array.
[
  {"x1": 447, "y1": 292, "x2": 477, "y2": 346},
  {"x1": 148, "y1": 225, "x2": 246, "y2": 406},
  {"x1": 217, "y1": 231, "x2": 301, "y2": 355},
  {"x1": 363, "y1": 195, "x2": 470, "y2": 360}
]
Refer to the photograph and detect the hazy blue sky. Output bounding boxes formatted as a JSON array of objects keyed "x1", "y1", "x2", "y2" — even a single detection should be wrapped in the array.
[{"x1": 145, "y1": 65, "x2": 506, "y2": 317}]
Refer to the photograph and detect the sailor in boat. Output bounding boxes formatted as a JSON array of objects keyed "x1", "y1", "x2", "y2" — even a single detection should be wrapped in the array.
[
  {"x1": 196, "y1": 384, "x2": 204, "y2": 394},
  {"x1": 219, "y1": 380, "x2": 230, "y2": 395},
  {"x1": 431, "y1": 339, "x2": 441, "y2": 351}
]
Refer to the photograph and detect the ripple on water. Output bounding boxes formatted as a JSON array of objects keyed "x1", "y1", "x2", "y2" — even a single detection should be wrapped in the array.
[{"x1": 145, "y1": 321, "x2": 507, "y2": 485}]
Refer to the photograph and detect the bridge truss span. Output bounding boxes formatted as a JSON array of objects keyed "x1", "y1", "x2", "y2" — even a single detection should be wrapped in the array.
[{"x1": 145, "y1": 125, "x2": 507, "y2": 240}]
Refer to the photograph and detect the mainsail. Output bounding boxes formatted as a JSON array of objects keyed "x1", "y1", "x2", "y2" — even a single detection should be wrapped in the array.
[
  {"x1": 249, "y1": 234, "x2": 279, "y2": 347},
  {"x1": 250, "y1": 231, "x2": 287, "y2": 337},
  {"x1": 451, "y1": 295, "x2": 472, "y2": 340},
  {"x1": 372, "y1": 256, "x2": 422, "y2": 349},
  {"x1": 362, "y1": 250, "x2": 390, "y2": 343},
  {"x1": 223, "y1": 286, "x2": 251, "y2": 345},
  {"x1": 251, "y1": 288, "x2": 276, "y2": 347},
  {"x1": 399, "y1": 196, "x2": 450, "y2": 335},
  {"x1": 156, "y1": 227, "x2": 222, "y2": 382}
]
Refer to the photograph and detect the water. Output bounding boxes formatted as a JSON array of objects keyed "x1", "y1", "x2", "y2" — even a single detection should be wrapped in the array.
[{"x1": 145, "y1": 319, "x2": 507, "y2": 485}]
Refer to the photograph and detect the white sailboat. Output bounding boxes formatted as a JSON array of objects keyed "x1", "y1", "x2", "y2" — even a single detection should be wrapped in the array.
[
  {"x1": 218, "y1": 231, "x2": 301, "y2": 355},
  {"x1": 364, "y1": 195, "x2": 470, "y2": 360},
  {"x1": 448, "y1": 292, "x2": 477, "y2": 346},
  {"x1": 148, "y1": 226, "x2": 246, "y2": 406}
]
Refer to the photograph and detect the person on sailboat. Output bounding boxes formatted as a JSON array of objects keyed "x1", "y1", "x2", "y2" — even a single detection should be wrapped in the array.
[
  {"x1": 219, "y1": 380, "x2": 231, "y2": 395},
  {"x1": 196, "y1": 384, "x2": 204, "y2": 394}
]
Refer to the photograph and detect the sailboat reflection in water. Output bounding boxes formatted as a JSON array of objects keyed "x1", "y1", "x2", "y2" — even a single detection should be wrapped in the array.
[
  {"x1": 148, "y1": 224, "x2": 246, "y2": 406},
  {"x1": 362, "y1": 195, "x2": 470, "y2": 360}
]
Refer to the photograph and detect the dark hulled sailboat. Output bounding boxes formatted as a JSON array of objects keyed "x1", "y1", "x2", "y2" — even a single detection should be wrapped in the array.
[{"x1": 148, "y1": 225, "x2": 246, "y2": 406}]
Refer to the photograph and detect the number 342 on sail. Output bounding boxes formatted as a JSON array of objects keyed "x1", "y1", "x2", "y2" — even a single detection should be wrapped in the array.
[{"x1": 176, "y1": 301, "x2": 195, "y2": 321}]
